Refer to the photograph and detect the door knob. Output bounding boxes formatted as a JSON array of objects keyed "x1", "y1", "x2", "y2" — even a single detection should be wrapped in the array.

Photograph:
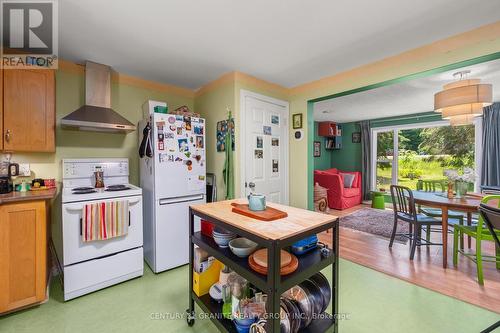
[
  {"x1": 5, "y1": 129, "x2": 11, "y2": 143},
  {"x1": 248, "y1": 182, "x2": 256, "y2": 189}
]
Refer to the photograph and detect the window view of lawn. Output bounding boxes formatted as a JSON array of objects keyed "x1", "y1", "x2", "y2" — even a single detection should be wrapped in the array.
[{"x1": 376, "y1": 124, "x2": 475, "y2": 191}]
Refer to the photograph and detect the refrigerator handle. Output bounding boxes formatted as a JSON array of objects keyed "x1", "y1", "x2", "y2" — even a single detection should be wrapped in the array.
[{"x1": 159, "y1": 194, "x2": 204, "y2": 205}]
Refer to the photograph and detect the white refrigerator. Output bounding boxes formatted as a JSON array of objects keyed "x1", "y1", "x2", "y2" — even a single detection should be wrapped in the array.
[{"x1": 140, "y1": 106, "x2": 205, "y2": 273}]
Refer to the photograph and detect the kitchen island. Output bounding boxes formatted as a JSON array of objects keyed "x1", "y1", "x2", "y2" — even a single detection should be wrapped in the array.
[
  {"x1": 187, "y1": 199, "x2": 339, "y2": 333},
  {"x1": 0, "y1": 187, "x2": 57, "y2": 314}
]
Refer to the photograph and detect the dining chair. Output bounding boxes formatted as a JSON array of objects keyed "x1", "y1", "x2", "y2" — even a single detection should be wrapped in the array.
[
  {"x1": 453, "y1": 195, "x2": 500, "y2": 285},
  {"x1": 389, "y1": 185, "x2": 443, "y2": 260}
]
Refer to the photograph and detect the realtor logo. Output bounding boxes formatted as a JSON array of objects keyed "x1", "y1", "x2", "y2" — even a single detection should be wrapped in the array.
[{"x1": 1, "y1": 0, "x2": 58, "y2": 68}]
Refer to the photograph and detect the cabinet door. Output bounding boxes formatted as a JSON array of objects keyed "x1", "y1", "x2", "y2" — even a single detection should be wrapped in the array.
[
  {"x1": 0, "y1": 201, "x2": 47, "y2": 313},
  {"x1": 0, "y1": 68, "x2": 3, "y2": 150},
  {"x1": 3, "y1": 69, "x2": 55, "y2": 152}
]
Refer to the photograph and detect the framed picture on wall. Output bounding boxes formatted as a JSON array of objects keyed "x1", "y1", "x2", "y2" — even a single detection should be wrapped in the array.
[
  {"x1": 313, "y1": 141, "x2": 321, "y2": 157},
  {"x1": 292, "y1": 113, "x2": 303, "y2": 129},
  {"x1": 352, "y1": 132, "x2": 361, "y2": 143}
]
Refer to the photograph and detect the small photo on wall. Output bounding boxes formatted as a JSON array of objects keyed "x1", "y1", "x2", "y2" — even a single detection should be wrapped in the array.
[
  {"x1": 352, "y1": 132, "x2": 361, "y2": 143},
  {"x1": 256, "y1": 136, "x2": 263, "y2": 148},
  {"x1": 313, "y1": 141, "x2": 321, "y2": 157},
  {"x1": 271, "y1": 115, "x2": 280, "y2": 125},
  {"x1": 292, "y1": 113, "x2": 303, "y2": 129},
  {"x1": 255, "y1": 149, "x2": 263, "y2": 159},
  {"x1": 271, "y1": 138, "x2": 279, "y2": 146},
  {"x1": 272, "y1": 159, "x2": 279, "y2": 173}
]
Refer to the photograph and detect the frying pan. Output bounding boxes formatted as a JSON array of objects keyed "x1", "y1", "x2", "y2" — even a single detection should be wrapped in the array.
[
  {"x1": 299, "y1": 279, "x2": 323, "y2": 317},
  {"x1": 281, "y1": 285, "x2": 313, "y2": 328},
  {"x1": 309, "y1": 273, "x2": 331, "y2": 313}
]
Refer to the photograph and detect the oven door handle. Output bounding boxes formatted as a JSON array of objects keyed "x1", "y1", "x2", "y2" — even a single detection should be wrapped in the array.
[{"x1": 65, "y1": 198, "x2": 140, "y2": 211}]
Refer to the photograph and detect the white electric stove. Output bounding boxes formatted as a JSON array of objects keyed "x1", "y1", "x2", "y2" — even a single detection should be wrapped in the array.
[{"x1": 53, "y1": 158, "x2": 144, "y2": 301}]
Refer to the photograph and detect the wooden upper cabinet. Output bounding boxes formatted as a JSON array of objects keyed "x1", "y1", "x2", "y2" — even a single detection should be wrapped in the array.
[
  {"x1": 0, "y1": 68, "x2": 3, "y2": 150},
  {"x1": 3, "y1": 69, "x2": 55, "y2": 152},
  {"x1": 0, "y1": 201, "x2": 47, "y2": 313}
]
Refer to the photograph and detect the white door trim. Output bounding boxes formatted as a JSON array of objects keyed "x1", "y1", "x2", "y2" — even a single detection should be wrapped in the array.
[{"x1": 239, "y1": 89, "x2": 289, "y2": 204}]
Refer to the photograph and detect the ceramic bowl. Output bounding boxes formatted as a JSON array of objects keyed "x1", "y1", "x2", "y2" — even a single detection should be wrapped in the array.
[
  {"x1": 229, "y1": 238, "x2": 258, "y2": 258},
  {"x1": 234, "y1": 320, "x2": 253, "y2": 333},
  {"x1": 213, "y1": 227, "x2": 235, "y2": 236},
  {"x1": 213, "y1": 234, "x2": 236, "y2": 248}
]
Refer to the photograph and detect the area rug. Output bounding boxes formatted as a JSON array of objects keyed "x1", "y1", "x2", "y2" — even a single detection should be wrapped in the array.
[{"x1": 340, "y1": 208, "x2": 409, "y2": 244}]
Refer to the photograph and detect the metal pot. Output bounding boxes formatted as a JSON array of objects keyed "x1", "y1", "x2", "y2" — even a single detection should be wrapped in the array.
[
  {"x1": 282, "y1": 285, "x2": 314, "y2": 328},
  {"x1": 299, "y1": 279, "x2": 323, "y2": 317}
]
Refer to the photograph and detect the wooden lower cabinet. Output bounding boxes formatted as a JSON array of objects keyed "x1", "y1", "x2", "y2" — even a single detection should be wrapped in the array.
[{"x1": 0, "y1": 201, "x2": 47, "y2": 313}]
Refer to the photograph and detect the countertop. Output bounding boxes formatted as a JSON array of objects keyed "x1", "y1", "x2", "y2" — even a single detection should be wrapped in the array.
[
  {"x1": 0, "y1": 187, "x2": 57, "y2": 205},
  {"x1": 190, "y1": 199, "x2": 338, "y2": 241}
]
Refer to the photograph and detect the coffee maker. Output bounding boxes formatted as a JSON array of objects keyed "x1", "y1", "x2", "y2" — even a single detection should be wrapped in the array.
[{"x1": 0, "y1": 161, "x2": 15, "y2": 194}]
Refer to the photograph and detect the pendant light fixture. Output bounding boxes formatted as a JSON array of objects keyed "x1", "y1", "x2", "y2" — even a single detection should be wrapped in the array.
[{"x1": 434, "y1": 70, "x2": 492, "y2": 125}]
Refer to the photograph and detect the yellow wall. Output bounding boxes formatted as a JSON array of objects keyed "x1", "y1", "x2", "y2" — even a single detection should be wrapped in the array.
[
  {"x1": 9, "y1": 63, "x2": 195, "y2": 185},
  {"x1": 194, "y1": 72, "x2": 290, "y2": 201},
  {"x1": 194, "y1": 74, "x2": 236, "y2": 200}
]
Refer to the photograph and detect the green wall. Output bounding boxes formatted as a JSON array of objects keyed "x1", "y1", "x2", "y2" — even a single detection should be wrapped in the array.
[
  {"x1": 331, "y1": 122, "x2": 362, "y2": 172},
  {"x1": 313, "y1": 122, "x2": 332, "y2": 170}
]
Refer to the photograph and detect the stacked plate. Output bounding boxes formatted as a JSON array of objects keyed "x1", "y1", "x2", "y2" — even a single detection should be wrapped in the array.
[{"x1": 212, "y1": 227, "x2": 237, "y2": 248}]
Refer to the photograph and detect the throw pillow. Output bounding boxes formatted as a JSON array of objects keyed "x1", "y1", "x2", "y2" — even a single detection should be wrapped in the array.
[{"x1": 340, "y1": 173, "x2": 355, "y2": 188}]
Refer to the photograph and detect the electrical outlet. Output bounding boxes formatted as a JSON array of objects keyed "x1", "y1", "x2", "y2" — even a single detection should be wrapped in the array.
[{"x1": 19, "y1": 163, "x2": 31, "y2": 177}]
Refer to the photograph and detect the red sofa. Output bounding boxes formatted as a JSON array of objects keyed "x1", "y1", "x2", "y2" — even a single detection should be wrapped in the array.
[{"x1": 314, "y1": 168, "x2": 362, "y2": 210}]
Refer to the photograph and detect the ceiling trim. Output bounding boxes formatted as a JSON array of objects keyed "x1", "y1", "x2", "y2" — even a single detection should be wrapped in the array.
[{"x1": 58, "y1": 59, "x2": 195, "y2": 99}]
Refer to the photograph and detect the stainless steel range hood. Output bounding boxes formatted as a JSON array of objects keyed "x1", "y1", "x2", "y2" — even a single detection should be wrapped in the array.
[{"x1": 61, "y1": 61, "x2": 135, "y2": 133}]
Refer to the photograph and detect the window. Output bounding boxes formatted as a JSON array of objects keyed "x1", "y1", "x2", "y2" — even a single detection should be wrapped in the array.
[{"x1": 371, "y1": 120, "x2": 482, "y2": 192}]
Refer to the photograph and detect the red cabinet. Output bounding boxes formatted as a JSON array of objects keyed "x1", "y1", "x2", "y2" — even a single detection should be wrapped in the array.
[{"x1": 318, "y1": 122, "x2": 341, "y2": 137}]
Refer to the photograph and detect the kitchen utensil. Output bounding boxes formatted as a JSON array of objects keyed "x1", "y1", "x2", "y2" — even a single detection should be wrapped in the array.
[
  {"x1": 309, "y1": 273, "x2": 331, "y2": 313},
  {"x1": 279, "y1": 300, "x2": 291, "y2": 333},
  {"x1": 247, "y1": 193, "x2": 266, "y2": 211},
  {"x1": 248, "y1": 253, "x2": 298, "y2": 276},
  {"x1": 231, "y1": 203, "x2": 288, "y2": 221},
  {"x1": 209, "y1": 282, "x2": 223, "y2": 302},
  {"x1": 8, "y1": 163, "x2": 19, "y2": 177},
  {"x1": 282, "y1": 285, "x2": 314, "y2": 328},
  {"x1": 229, "y1": 238, "x2": 258, "y2": 258},
  {"x1": 282, "y1": 297, "x2": 301, "y2": 333},
  {"x1": 222, "y1": 284, "x2": 232, "y2": 319},
  {"x1": 219, "y1": 265, "x2": 231, "y2": 285},
  {"x1": 252, "y1": 249, "x2": 292, "y2": 268},
  {"x1": 0, "y1": 177, "x2": 12, "y2": 194},
  {"x1": 300, "y1": 279, "x2": 323, "y2": 316}
]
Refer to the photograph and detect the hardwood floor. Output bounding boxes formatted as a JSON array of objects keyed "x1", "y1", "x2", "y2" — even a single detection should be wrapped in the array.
[{"x1": 319, "y1": 204, "x2": 500, "y2": 313}]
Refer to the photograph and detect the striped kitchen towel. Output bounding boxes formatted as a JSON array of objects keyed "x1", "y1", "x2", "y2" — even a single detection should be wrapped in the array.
[{"x1": 82, "y1": 200, "x2": 129, "y2": 242}]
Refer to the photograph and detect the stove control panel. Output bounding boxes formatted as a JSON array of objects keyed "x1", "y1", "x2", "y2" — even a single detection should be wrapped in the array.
[{"x1": 62, "y1": 159, "x2": 129, "y2": 179}]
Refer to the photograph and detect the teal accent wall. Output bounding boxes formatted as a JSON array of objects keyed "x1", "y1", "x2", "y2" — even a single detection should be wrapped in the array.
[
  {"x1": 313, "y1": 122, "x2": 332, "y2": 170},
  {"x1": 331, "y1": 122, "x2": 362, "y2": 172}
]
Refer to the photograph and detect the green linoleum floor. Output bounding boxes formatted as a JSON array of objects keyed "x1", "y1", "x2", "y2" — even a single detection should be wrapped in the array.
[{"x1": 1, "y1": 259, "x2": 498, "y2": 333}]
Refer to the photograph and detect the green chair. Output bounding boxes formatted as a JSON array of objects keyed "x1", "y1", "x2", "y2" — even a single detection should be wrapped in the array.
[{"x1": 453, "y1": 195, "x2": 500, "y2": 285}]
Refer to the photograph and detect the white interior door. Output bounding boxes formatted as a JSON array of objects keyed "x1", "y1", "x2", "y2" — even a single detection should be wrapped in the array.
[{"x1": 241, "y1": 91, "x2": 289, "y2": 204}]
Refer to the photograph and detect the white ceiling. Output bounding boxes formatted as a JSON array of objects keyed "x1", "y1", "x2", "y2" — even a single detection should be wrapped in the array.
[
  {"x1": 313, "y1": 59, "x2": 500, "y2": 123},
  {"x1": 59, "y1": 0, "x2": 500, "y2": 90}
]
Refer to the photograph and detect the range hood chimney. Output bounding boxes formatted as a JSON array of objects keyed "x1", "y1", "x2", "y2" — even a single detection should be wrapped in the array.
[{"x1": 61, "y1": 61, "x2": 135, "y2": 133}]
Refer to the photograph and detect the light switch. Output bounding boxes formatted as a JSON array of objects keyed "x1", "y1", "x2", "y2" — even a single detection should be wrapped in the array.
[{"x1": 19, "y1": 163, "x2": 31, "y2": 177}]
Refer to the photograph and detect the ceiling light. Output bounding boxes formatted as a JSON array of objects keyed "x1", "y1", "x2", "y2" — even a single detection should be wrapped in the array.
[{"x1": 434, "y1": 70, "x2": 492, "y2": 125}]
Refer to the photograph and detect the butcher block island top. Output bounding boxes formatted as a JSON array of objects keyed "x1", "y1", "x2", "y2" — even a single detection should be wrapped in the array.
[{"x1": 190, "y1": 199, "x2": 338, "y2": 241}]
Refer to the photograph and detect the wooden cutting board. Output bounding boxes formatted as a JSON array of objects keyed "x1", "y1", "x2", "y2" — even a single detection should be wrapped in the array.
[
  {"x1": 252, "y1": 248, "x2": 292, "y2": 268},
  {"x1": 249, "y1": 253, "x2": 298, "y2": 276},
  {"x1": 231, "y1": 203, "x2": 288, "y2": 221}
]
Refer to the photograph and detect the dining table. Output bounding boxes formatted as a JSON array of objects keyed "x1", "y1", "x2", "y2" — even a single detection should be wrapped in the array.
[{"x1": 412, "y1": 191, "x2": 483, "y2": 268}]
